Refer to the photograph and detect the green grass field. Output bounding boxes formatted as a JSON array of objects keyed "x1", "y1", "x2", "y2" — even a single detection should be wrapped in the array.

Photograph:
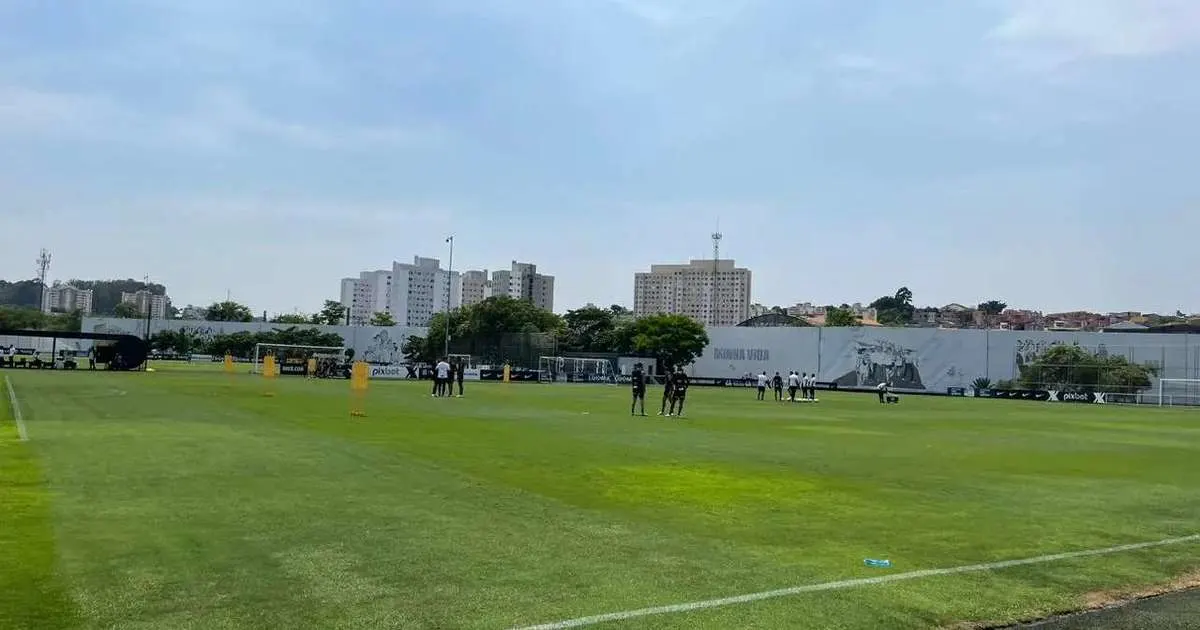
[{"x1": 2, "y1": 364, "x2": 1199, "y2": 629}]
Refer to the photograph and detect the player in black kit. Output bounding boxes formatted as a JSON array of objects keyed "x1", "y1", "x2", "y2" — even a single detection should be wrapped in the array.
[
  {"x1": 772, "y1": 372, "x2": 784, "y2": 401},
  {"x1": 668, "y1": 367, "x2": 690, "y2": 417},
  {"x1": 657, "y1": 371, "x2": 675, "y2": 416},
  {"x1": 630, "y1": 362, "x2": 647, "y2": 416}
]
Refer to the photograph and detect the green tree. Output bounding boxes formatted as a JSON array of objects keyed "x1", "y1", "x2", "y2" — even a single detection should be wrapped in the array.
[
  {"x1": 68, "y1": 279, "x2": 167, "y2": 315},
  {"x1": 402, "y1": 335, "x2": 434, "y2": 364},
  {"x1": 824, "y1": 307, "x2": 861, "y2": 327},
  {"x1": 870, "y1": 287, "x2": 916, "y2": 326},
  {"x1": 113, "y1": 302, "x2": 142, "y2": 319},
  {"x1": 0, "y1": 305, "x2": 47, "y2": 329},
  {"x1": 977, "y1": 300, "x2": 1007, "y2": 316},
  {"x1": 206, "y1": 301, "x2": 254, "y2": 322},
  {"x1": 562, "y1": 305, "x2": 617, "y2": 353},
  {"x1": 1018, "y1": 344, "x2": 1156, "y2": 393},
  {"x1": 47, "y1": 309, "x2": 83, "y2": 332},
  {"x1": 311, "y1": 300, "x2": 348, "y2": 326},
  {"x1": 627, "y1": 313, "x2": 709, "y2": 371},
  {"x1": 369, "y1": 311, "x2": 397, "y2": 326},
  {"x1": 271, "y1": 313, "x2": 310, "y2": 324},
  {"x1": 0, "y1": 279, "x2": 43, "y2": 307},
  {"x1": 150, "y1": 329, "x2": 202, "y2": 354}
]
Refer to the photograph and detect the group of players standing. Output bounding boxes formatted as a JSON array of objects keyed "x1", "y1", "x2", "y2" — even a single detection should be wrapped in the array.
[
  {"x1": 431, "y1": 357, "x2": 466, "y2": 398},
  {"x1": 756, "y1": 371, "x2": 819, "y2": 402},
  {"x1": 628, "y1": 362, "x2": 690, "y2": 417}
]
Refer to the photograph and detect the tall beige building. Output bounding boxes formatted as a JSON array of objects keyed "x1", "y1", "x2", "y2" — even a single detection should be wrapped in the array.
[
  {"x1": 120, "y1": 290, "x2": 170, "y2": 319},
  {"x1": 633, "y1": 259, "x2": 751, "y2": 326},
  {"x1": 490, "y1": 261, "x2": 554, "y2": 312},
  {"x1": 459, "y1": 270, "x2": 493, "y2": 307},
  {"x1": 42, "y1": 282, "x2": 94, "y2": 315}
]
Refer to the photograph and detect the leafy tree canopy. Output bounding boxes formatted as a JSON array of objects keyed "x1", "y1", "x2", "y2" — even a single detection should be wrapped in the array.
[
  {"x1": 206, "y1": 301, "x2": 254, "y2": 322},
  {"x1": 271, "y1": 313, "x2": 310, "y2": 324},
  {"x1": 627, "y1": 313, "x2": 709, "y2": 370},
  {"x1": 312, "y1": 300, "x2": 348, "y2": 326},
  {"x1": 870, "y1": 287, "x2": 915, "y2": 326},
  {"x1": 977, "y1": 300, "x2": 1007, "y2": 316},
  {"x1": 113, "y1": 302, "x2": 142, "y2": 319},
  {"x1": 369, "y1": 311, "x2": 397, "y2": 327},
  {"x1": 0, "y1": 305, "x2": 82, "y2": 332},
  {"x1": 824, "y1": 307, "x2": 862, "y2": 327},
  {"x1": 1018, "y1": 343, "x2": 1156, "y2": 392}
]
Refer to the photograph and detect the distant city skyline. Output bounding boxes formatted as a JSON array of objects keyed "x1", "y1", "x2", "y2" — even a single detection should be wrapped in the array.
[{"x1": 3, "y1": 1, "x2": 1200, "y2": 315}]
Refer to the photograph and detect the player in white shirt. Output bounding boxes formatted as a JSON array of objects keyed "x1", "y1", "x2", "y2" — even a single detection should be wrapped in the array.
[
  {"x1": 805, "y1": 373, "x2": 817, "y2": 400},
  {"x1": 755, "y1": 372, "x2": 768, "y2": 400},
  {"x1": 434, "y1": 358, "x2": 451, "y2": 397},
  {"x1": 787, "y1": 371, "x2": 800, "y2": 401}
]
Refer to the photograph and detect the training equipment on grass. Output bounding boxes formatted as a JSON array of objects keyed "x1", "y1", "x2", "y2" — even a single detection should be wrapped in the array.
[
  {"x1": 350, "y1": 361, "x2": 369, "y2": 416},
  {"x1": 251, "y1": 343, "x2": 348, "y2": 376},
  {"x1": 262, "y1": 354, "x2": 278, "y2": 397},
  {"x1": 864, "y1": 559, "x2": 892, "y2": 568},
  {"x1": 1157, "y1": 378, "x2": 1200, "y2": 407},
  {"x1": 537, "y1": 356, "x2": 614, "y2": 384},
  {"x1": 223, "y1": 353, "x2": 234, "y2": 374}
]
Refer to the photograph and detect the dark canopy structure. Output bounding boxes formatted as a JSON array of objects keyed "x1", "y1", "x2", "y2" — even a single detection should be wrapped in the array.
[
  {"x1": 736, "y1": 313, "x2": 811, "y2": 327},
  {"x1": 0, "y1": 329, "x2": 149, "y2": 370}
]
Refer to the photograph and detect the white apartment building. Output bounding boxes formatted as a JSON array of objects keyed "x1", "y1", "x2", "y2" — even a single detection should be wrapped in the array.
[
  {"x1": 340, "y1": 270, "x2": 391, "y2": 326},
  {"x1": 42, "y1": 282, "x2": 94, "y2": 315},
  {"x1": 633, "y1": 259, "x2": 751, "y2": 326},
  {"x1": 490, "y1": 261, "x2": 554, "y2": 312},
  {"x1": 339, "y1": 257, "x2": 461, "y2": 327},
  {"x1": 459, "y1": 270, "x2": 493, "y2": 307},
  {"x1": 120, "y1": 290, "x2": 170, "y2": 319}
]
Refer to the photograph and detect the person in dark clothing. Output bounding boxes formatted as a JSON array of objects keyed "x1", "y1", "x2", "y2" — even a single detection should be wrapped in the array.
[
  {"x1": 668, "y1": 368, "x2": 690, "y2": 417},
  {"x1": 455, "y1": 361, "x2": 465, "y2": 397},
  {"x1": 658, "y1": 372, "x2": 675, "y2": 416},
  {"x1": 772, "y1": 372, "x2": 784, "y2": 401},
  {"x1": 630, "y1": 362, "x2": 647, "y2": 416}
]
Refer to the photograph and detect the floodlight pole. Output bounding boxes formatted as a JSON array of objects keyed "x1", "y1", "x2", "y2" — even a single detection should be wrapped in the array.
[{"x1": 444, "y1": 235, "x2": 454, "y2": 358}]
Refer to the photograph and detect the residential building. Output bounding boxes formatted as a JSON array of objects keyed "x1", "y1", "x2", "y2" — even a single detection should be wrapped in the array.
[
  {"x1": 41, "y1": 282, "x2": 94, "y2": 315},
  {"x1": 633, "y1": 259, "x2": 751, "y2": 326},
  {"x1": 340, "y1": 270, "x2": 390, "y2": 326},
  {"x1": 338, "y1": 258, "x2": 461, "y2": 327},
  {"x1": 120, "y1": 290, "x2": 169, "y2": 320},
  {"x1": 460, "y1": 270, "x2": 493, "y2": 307},
  {"x1": 490, "y1": 261, "x2": 555, "y2": 312}
]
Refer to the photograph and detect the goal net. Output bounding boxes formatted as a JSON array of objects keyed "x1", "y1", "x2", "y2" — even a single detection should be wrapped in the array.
[
  {"x1": 1157, "y1": 379, "x2": 1200, "y2": 407},
  {"x1": 252, "y1": 343, "x2": 348, "y2": 375},
  {"x1": 449, "y1": 353, "x2": 475, "y2": 369},
  {"x1": 537, "y1": 356, "x2": 614, "y2": 384}
]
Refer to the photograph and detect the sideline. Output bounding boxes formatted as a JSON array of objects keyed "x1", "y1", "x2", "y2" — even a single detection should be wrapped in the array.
[
  {"x1": 4, "y1": 375, "x2": 28, "y2": 441},
  {"x1": 512, "y1": 534, "x2": 1200, "y2": 630}
]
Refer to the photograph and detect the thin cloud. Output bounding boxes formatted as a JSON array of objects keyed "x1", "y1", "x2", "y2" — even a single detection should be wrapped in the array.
[{"x1": 990, "y1": 0, "x2": 1200, "y2": 64}]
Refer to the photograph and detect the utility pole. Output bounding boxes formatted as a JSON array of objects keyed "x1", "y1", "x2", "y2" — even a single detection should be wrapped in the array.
[
  {"x1": 710, "y1": 222, "x2": 722, "y2": 327},
  {"x1": 444, "y1": 235, "x2": 454, "y2": 358},
  {"x1": 36, "y1": 249, "x2": 51, "y2": 313}
]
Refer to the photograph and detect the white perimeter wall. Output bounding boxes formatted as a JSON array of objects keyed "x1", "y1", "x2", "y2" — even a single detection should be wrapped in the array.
[
  {"x1": 692, "y1": 326, "x2": 1199, "y2": 392},
  {"x1": 83, "y1": 317, "x2": 428, "y2": 364}
]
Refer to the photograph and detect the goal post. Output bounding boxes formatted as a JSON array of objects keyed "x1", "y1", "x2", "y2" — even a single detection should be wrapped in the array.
[
  {"x1": 1157, "y1": 379, "x2": 1200, "y2": 407},
  {"x1": 537, "y1": 356, "x2": 615, "y2": 384},
  {"x1": 448, "y1": 353, "x2": 475, "y2": 368},
  {"x1": 251, "y1": 343, "x2": 348, "y2": 375}
]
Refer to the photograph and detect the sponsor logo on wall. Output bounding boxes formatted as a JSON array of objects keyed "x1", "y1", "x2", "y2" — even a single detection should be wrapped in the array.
[
  {"x1": 1048, "y1": 390, "x2": 1106, "y2": 404},
  {"x1": 712, "y1": 347, "x2": 770, "y2": 361}
]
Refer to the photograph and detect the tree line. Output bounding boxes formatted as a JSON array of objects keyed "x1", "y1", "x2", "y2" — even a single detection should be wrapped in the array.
[
  {"x1": 401, "y1": 297, "x2": 709, "y2": 370},
  {"x1": 0, "y1": 278, "x2": 168, "y2": 315},
  {"x1": 148, "y1": 326, "x2": 347, "y2": 359},
  {"x1": 0, "y1": 306, "x2": 83, "y2": 332}
]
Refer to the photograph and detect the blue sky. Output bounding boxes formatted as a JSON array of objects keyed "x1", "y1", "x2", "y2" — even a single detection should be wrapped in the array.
[{"x1": 2, "y1": 0, "x2": 1199, "y2": 316}]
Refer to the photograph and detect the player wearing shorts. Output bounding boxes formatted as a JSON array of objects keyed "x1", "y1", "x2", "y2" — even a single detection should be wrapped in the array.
[
  {"x1": 668, "y1": 367, "x2": 689, "y2": 417},
  {"x1": 658, "y1": 373, "x2": 675, "y2": 416},
  {"x1": 630, "y1": 362, "x2": 647, "y2": 416},
  {"x1": 772, "y1": 372, "x2": 784, "y2": 401}
]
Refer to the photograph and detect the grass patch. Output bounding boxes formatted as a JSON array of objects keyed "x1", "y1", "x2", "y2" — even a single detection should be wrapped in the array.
[{"x1": 1, "y1": 365, "x2": 1198, "y2": 629}]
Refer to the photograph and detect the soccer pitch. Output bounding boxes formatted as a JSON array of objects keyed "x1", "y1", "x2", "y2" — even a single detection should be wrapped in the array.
[{"x1": 3, "y1": 366, "x2": 1199, "y2": 629}]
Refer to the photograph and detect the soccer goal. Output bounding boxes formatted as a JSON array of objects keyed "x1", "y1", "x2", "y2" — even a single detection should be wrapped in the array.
[
  {"x1": 448, "y1": 353, "x2": 475, "y2": 368},
  {"x1": 1157, "y1": 379, "x2": 1200, "y2": 407},
  {"x1": 251, "y1": 343, "x2": 348, "y2": 374},
  {"x1": 537, "y1": 356, "x2": 614, "y2": 384}
]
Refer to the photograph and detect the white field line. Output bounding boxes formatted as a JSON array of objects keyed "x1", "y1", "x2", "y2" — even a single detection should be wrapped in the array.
[
  {"x1": 512, "y1": 534, "x2": 1200, "y2": 630},
  {"x1": 4, "y1": 375, "x2": 28, "y2": 441}
]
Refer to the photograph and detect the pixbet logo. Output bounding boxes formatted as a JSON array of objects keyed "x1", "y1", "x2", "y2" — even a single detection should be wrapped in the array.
[{"x1": 1047, "y1": 391, "x2": 1106, "y2": 404}]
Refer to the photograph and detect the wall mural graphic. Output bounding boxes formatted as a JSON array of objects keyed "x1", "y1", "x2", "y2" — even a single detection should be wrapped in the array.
[
  {"x1": 833, "y1": 338, "x2": 924, "y2": 389},
  {"x1": 362, "y1": 328, "x2": 403, "y2": 364}
]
